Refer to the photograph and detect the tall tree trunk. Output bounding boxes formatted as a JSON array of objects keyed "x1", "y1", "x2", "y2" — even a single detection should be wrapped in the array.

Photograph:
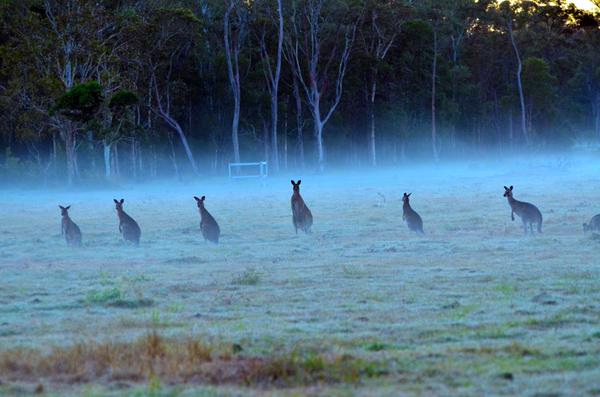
[
  {"x1": 87, "y1": 131, "x2": 96, "y2": 175},
  {"x1": 114, "y1": 143, "x2": 120, "y2": 178},
  {"x1": 224, "y1": 1, "x2": 243, "y2": 164},
  {"x1": 312, "y1": 105, "x2": 325, "y2": 172},
  {"x1": 173, "y1": 121, "x2": 197, "y2": 173},
  {"x1": 231, "y1": 93, "x2": 241, "y2": 163},
  {"x1": 52, "y1": 131, "x2": 59, "y2": 176},
  {"x1": 131, "y1": 139, "x2": 137, "y2": 179},
  {"x1": 137, "y1": 141, "x2": 143, "y2": 178},
  {"x1": 157, "y1": 111, "x2": 198, "y2": 174},
  {"x1": 63, "y1": 122, "x2": 77, "y2": 186},
  {"x1": 152, "y1": 74, "x2": 199, "y2": 174},
  {"x1": 269, "y1": 0, "x2": 284, "y2": 172},
  {"x1": 493, "y1": 91, "x2": 502, "y2": 153},
  {"x1": 508, "y1": 18, "x2": 528, "y2": 144},
  {"x1": 431, "y1": 28, "x2": 439, "y2": 161},
  {"x1": 263, "y1": 120, "x2": 270, "y2": 163},
  {"x1": 167, "y1": 132, "x2": 180, "y2": 179},
  {"x1": 286, "y1": 1, "x2": 358, "y2": 172},
  {"x1": 103, "y1": 142, "x2": 111, "y2": 179},
  {"x1": 270, "y1": 96, "x2": 279, "y2": 172},
  {"x1": 283, "y1": 103, "x2": 288, "y2": 170},
  {"x1": 450, "y1": 43, "x2": 458, "y2": 150},
  {"x1": 151, "y1": 145, "x2": 158, "y2": 178},
  {"x1": 368, "y1": 78, "x2": 377, "y2": 166},
  {"x1": 508, "y1": 109, "x2": 514, "y2": 150},
  {"x1": 292, "y1": 76, "x2": 305, "y2": 169}
]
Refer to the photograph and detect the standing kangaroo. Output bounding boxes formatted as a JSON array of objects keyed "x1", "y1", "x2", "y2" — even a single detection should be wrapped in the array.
[
  {"x1": 59, "y1": 205, "x2": 82, "y2": 246},
  {"x1": 503, "y1": 186, "x2": 543, "y2": 234},
  {"x1": 583, "y1": 214, "x2": 600, "y2": 233},
  {"x1": 402, "y1": 193, "x2": 424, "y2": 234},
  {"x1": 194, "y1": 196, "x2": 220, "y2": 244},
  {"x1": 114, "y1": 199, "x2": 141, "y2": 245},
  {"x1": 291, "y1": 180, "x2": 313, "y2": 234}
]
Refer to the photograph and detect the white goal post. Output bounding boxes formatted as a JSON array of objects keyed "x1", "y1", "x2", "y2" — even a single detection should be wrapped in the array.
[{"x1": 228, "y1": 161, "x2": 269, "y2": 180}]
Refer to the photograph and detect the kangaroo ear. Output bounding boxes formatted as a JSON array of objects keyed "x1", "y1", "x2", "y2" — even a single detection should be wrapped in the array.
[
  {"x1": 297, "y1": 180, "x2": 301, "y2": 185},
  {"x1": 503, "y1": 186, "x2": 508, "y2": 190},
  {"x1": 201, "y1": 196, "x2": 206, "y2": 201},
  {"x1": 290, "y1": 180, "x2": 295, "y2": 185},
  {"x1": 408, "y1": 193, "x2": 412, "y2": 197},
  {"x1": 120, "y1": 199, "x2": 125, "y2": 204},
  {"x1": 194, "y1": 196, "x2": 200, "y2": 202},
  {"x1": 66, "y1": 205, "x2": 71, "y2": 210},
  {"x1": 510, "y1": 186, "x2": 513, "y2": 191},
  {"x1": 113, "y1": 199, "x2": 119, "y2": 204},
  {"x1": 59, "y1": 205, "x2": 64, "y2": 210}
]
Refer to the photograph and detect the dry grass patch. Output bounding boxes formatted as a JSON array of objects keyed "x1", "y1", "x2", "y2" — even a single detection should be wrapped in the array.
[{"x1": 0, "y1": 333, "x2": 389, "y2": 388}]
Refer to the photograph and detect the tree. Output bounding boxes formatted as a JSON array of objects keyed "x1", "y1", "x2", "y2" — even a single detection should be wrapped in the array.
[
  {"x1": 286, "y1": 0, "x2": 360, "y2": 171},
  {"x1": 224, "y1": 0, "x2": 249, "y2": 164},
  {"x1": 54, "y1": 81, "x2": 103, "y2": 123},
  {"x1": 522, "y1": 57, "x2": 557, "y2": 138},
  {"x1": 2, "y1": 0, "x2": 600, "y2": 184},
  {"x1": 500, "y1": 1, "x2": 529, "y2": 144},
  {"x1": 125, "y1": 7, "x2": 201, "y2": 174},
  {"x1": 359, "y1": 0, "x2": 411, "y2": 166},
  {"x1": 417, "y1": 0, "x2": 448, "y2": 160},
  {"x1": 99, "y1": 90, "x2": 139, "y2": 179},
  {"x1": 38, "y1": 1, "x2": 113, "y2": 184},
  {"x1": 256, "y1": 0, "x2": 284, "y2": 172}
]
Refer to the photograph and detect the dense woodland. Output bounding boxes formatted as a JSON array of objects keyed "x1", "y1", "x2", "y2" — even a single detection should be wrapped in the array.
[{"x1": 0, "y1": 0, "x2": 599, "y2": 185}]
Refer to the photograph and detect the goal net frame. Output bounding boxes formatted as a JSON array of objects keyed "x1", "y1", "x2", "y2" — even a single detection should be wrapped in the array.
[{"x1": 228, "y1": 161, "x2": 269, "y2": 180}]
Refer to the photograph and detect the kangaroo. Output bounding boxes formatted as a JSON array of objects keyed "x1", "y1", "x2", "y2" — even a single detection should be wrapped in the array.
[
  {"x1": 59, "y1": 205, "x2": 82, "y2": 246},
  {"x1": 291, "y1": 180, "x2": 313, "y2": 234},
  {"x1": 113, "y1": 199, "x2": 141, "y2": 245},
  {"x1": 503, "y1": 186, "x2": 543, "y2": 234},
  {"x1": 194, "y1": 196, "x2": 220, "y2": 244},
  {"x1": 583, "y1": 214, "x2": 600, "y2": 233},
  {"x1": 402, "y1": 193, "x2": 424, "y2": 234}
]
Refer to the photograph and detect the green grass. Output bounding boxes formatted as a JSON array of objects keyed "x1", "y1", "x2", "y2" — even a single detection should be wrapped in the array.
[
  {"x1": 84, "y1": 287, "x2": 154, "y2": 309},
  {"x1": 231, "y1": 267, "x2": 262, "y2": 285},
  {"x1": 2, "y1": 167, "x2": 600, "y2": 395}
]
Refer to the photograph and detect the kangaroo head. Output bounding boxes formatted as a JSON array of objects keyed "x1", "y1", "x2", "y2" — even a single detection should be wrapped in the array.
[
  {"x1": 291, "y1": 180, "x2": 301, "y2": 193},
  {"x1": 59, "y1": 205, "x2": 71, "y2": 216},
  {"x1": 402, "y1": 193, "x2": 411, "y2": 203},
  {"x1": 194, "y1": 196, "x2": 206, "y2": 208},
  {"x1": 113, "y1": 198, "x2": 125, "y2": 211},
  {"x1": 503, "y1": 186, "x2": 514, "y2": 198}
]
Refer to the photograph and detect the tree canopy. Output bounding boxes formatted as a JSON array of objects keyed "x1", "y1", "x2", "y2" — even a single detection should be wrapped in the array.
[{"x1": 0, "y1": 0, "x2": 599, "y2": 185}]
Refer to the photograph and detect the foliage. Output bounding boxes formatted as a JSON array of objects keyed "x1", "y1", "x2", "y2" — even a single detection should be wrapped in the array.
[
  {"x1": 0, "y1": 0, "x2": 599, "y2": 183},
  {"x1": 109, "y1": 90, "x2": 138, "y2": 110},
  {"x1": 54, "y1": 81, "x2": 104, "y2": 122}
]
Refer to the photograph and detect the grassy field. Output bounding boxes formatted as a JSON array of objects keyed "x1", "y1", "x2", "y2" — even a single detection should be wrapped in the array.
[{"x1": 1, "y1": 158, "x2": 600, "y2": 396}]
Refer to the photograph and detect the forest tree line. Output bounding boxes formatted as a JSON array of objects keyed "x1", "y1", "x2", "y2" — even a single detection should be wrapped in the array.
[{"x1": 0, "y1": 0, "x2": 599, "y2": 185}]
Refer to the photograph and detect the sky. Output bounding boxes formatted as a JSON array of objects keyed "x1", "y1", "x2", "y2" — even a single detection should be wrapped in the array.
[{"x1": 571, "y1": 0, "x2": 597, "y2": 10}]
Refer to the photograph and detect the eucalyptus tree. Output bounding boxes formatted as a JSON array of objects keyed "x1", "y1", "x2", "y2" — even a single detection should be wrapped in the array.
[
  {"x1": 286, "y1": 0, "x2": 361, "y2": 172},
  {"x1": 499, "y1": 1, "x2": 529, "y2": 144},
  {"x1": 254, "y1": 0, "x2": 284, "y2": 172},
  {"x1": 415, "y1": 0, "x2": 446, "y2": 160},
  {"x1": 358, "y1": 0, "x2": 413, "y2": 166},
  {"x1": 223, "y1": 0, "x2": 250, "y2": 164},
  {"x1": 123, "y1": 7, "x2": 201, "y2": 174},
  {"x1": 6, "y1": 0, "x2": 121, "y2": 184}
]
